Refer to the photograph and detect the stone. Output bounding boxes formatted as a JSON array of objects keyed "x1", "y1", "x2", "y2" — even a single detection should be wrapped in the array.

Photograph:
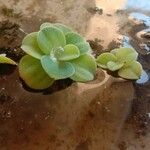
[{"x1": 0, "y1": 69, "x2": 134, "y2": 149}]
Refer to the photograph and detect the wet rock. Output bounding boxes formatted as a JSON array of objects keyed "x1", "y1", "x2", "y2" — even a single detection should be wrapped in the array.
[
  {"x1": 147, "y1": 41, "x2": 150, "y2": 47},
  {"x1": 139, "y1": 43, "x2": 150, "y2": 52},
  {"x1": 87, "y1": 7, "x2": 103, "y2": 15},
  {"x1": 0, "y1": 69, "x2": 134, "y2": 149},
  {"x1": 141, "y1": 31, "x2": 150, "y2": 39},
  {"x1": 137, "y1": 29, "x2": 150, "y2": 40}
]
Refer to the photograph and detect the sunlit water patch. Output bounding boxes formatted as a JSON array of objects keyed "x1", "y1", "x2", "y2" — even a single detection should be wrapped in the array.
[
  {"x1": 122, "y1": 36, "x2": 133, "y2": 48},
  {"x1": 125, "y1": 0, "x2": 150, "y2": 11},
  {"x1": 129, "y1": 12, "x2": 150, "y2": 27},
  {"x1": 136, "y1": 70, "x2": 149, "y2": 84}
]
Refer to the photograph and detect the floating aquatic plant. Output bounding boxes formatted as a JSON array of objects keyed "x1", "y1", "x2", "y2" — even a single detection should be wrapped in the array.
[
  {"x1": 96, "y1": 47, "x2": 143, "y2": 79},
  {"x1": 19, "y1": 23, "x2": 96, "y2": 90},
  {"x1": 0, "y1": 54, "x2": 16, "y2": 65}
]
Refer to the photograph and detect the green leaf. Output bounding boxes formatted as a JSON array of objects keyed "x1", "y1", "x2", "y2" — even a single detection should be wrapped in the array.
[
  {"x1": 75, "y1": 42, "x2": 91, "y2": 55},
  {"x1": 96, "y1": 53, "x2": 117, "y2": 69},
  {"x1": 118, "y1": 61, "x2": 143, "y2": 79},
  {"x1": 40, "y1": 23, "x2": 72, "y2": 35},
  {"x1": 21, "y1": 32, "x2": 44, "y2": 59},
  {"x1": 70, "y1": 54, "x2": 97, "y2": 82},
  {"x1": 54, "y1": 23, "x2": 72, "y2": 35},
  {"x1": 110, "y1": 48, "x2": 118, "y2": 55},
  {"x1": 56, "y1": 44, "x2": 80, "y2": 61},
  {"x1": 37, "y1": 26, "x2": 66, "y2": 54},
  {"x1": 107, "y1": 61, "x2": 124, "y2": 71},
  {"x1": 40, "y1": 22, "x2": 53, "y2": 30},
  {"x1": 41, "y1": 55, "x2": 75, "y2": 80},
  {"x1": 111, "y1": 48, "x2": 138, "y2": 63},
  {"x1": 0, "y1": 54, "x2": 16, "y2": 65},
  {"x1": 19, "y1": 55, "x2": 54, "y2": 89},
  {"x1": 66, "y1": 32, "x2": 85, "y2": 45}
]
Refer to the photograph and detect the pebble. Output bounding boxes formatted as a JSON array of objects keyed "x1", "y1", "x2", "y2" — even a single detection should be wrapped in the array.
[
  {"x1": 97, "y1": 101, "x2": 101, "y2": 105},
  {"x1": 139, "y1": 43, "x2": 150, "y2": 52},
  {"x1": 87, "y1": 7, "x2": 103, "y2": 15},
  {"x1": 142, "y1": 32, "x2": 150, "y2": 39},
  {"x1": 137, "y1": 29, "x2": 150, "y2": 39}
]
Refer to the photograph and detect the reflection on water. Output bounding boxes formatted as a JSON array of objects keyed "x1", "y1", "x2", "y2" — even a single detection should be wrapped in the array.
[
  {"x1": 136, "y1": 71, "x2": 149, "y2": 84},
  {"x1": 125, "y1": 0, "x2": 150, "y2": 11},
  {"x1": 122, "y1": 36, "x2": 133, "y2": 48},
  {"x1": 130, "y1": 12, "x2": 150, "y2": 27}
]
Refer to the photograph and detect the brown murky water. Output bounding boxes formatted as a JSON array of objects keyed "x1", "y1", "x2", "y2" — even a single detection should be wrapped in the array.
[{"x1": 0, "y1": 0, "x2": 150, "y2": 150}]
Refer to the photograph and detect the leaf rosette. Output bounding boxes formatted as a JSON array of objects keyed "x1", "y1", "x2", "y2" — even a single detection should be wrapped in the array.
[
  {"x1": 19, "y1": 23, "x2": 96, "y2": 89},
  {"x1": 96, "y1": 47, "x2": 143, "y2": 79}
]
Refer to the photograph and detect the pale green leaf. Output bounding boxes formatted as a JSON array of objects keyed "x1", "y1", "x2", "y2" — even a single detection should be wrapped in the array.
[
  {"x1": 21, "y1": 32, "x2": 44, "y2": 59},
  {"x1": 111, "y1": 47, "x2": 138, "y2": 62},
  {"x1": 96, "y1": 53, "x2": 117, "y2": 69},
  {"x1": 0, "y1": 55, "x2": 16, "y2": 65},
  {"x1": 37, "y1": 26, "x2": 66, "y2": 54},
  {"x1": 70, "y1": 54, "x2": 97, "y2": 82},
  {"x1": 41, "y1": 55, "x2": 75, "y2": 80},
  {"x1": 40, "y1": 22, "x2": 53, "y2": 30},
  {"x1": 54, "y1": 23, "x2": 72, "y2": 35},
  {"x1": 66, "y1": 32, "x2": 85, "y2": 45},
  {"x1": 19, "y1": 55, "x2": 54, "y2": 89},
  {"x1": 40, "y1": 23, "x2": 72, "y2": 35},
  {"x1": 110, "y1": 49, "x2": 118, "y2": 55},
  {"x1": 56, "y1": 44, "x2": 80, "y2": 61},
  {"x1": 118, "y1": 61, "x2": 143, "y2": 79},
  {"x1": 107, "y1": 61, "x2": 124, "y2": 71},
  {"x1": 75, "y1": 42, "x2": 91, "y2": 55}
]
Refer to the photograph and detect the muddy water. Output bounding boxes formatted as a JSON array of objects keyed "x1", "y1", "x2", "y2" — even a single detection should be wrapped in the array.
[{"x1": 0, "y1": 0, "x2": 150, "y2": 150}]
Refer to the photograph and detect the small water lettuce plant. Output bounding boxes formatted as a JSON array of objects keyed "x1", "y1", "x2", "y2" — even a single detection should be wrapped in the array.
[
  {"x1": 96, "y1": 47, "x2": 143, "y2": 79},
  {"x1": 19, "y1": 23, "x2": 96, "y2": 90},
  {"x1": 0, "y1": 54, "x2": 16, "y2": 65}
]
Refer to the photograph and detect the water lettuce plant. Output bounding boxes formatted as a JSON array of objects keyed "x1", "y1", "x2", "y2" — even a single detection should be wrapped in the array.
[
  {"x1": 19, "y1": 23, "x2": 96, "y2": 89},
  {"x1": 96, "y1": 47, "x2": 143, "y2": 79},
  {"x1": 0, "y1": 54, "x2": 16, "y2": 65}
]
